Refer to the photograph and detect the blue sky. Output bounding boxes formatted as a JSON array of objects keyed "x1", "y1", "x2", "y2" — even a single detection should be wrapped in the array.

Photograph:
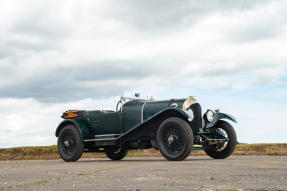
[{"x1": 0, "y1": 0, "x2": 286, "y2": 148}]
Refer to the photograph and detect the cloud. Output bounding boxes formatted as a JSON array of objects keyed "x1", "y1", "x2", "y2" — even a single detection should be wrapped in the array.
[
  {"x1": 0, "y1": 97, "x2": 118, "y2": 148},
  {"x1": 0, "y1": 0, "x2": 286, "y2": 102},
  {"x1": 107, "y1": 0, "x2": 271, "y2": 33},
  {"x1": 0, "y1": 0, "x2": 287, "y2": 147},
  {"x1": 1, "y1": 86, "x2": 286, "y2": 148}
]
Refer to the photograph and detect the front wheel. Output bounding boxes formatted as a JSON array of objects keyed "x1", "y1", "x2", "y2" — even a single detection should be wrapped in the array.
[
  {"x1": 156, "y1": 117, "x2": 193, "y2": 161},
  {"x1": 104, "y1": 146, "x2": 128, "y2": 160},
  {"x1": 204, "y1": 120, "x2": 237, "y2": 159},
  {"x1": 57, "y1": 124, "x2": 84, "y2": 162}
]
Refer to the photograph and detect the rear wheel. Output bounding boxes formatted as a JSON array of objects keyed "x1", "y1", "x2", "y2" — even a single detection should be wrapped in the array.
[
  {"x1": 204, "y1": 120, "x2": 237, "y2": 159},
  {"x1": 156, "y1": 117, "x2": 193, "y2": 161},
  {"x1": 57, "y1": 124, "x2": 84, "y2": 162},
  {"x1": 104, "y1": 146, "x2": 128, "y2": 160}
]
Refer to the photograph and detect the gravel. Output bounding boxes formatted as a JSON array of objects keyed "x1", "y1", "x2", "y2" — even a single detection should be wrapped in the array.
[{"x1": 0, "y1": 155, "x2": 286, "y2": 191}]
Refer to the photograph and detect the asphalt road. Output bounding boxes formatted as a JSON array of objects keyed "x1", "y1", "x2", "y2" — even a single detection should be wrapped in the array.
[{"x1": 0, "y1": 156, "x2": 286, "y2": 191}]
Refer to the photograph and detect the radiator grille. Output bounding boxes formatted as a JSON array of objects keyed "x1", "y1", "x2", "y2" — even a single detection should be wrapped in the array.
[{"x1": 189, "y1": 103, "x2": 202, "y2": 132}]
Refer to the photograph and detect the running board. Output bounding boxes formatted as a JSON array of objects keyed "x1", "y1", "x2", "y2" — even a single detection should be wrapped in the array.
[
  {"x1": 94, "y1": 134, "x2": 120, "y2": 138},
  {"x1": 84, "y1": 138, "x2": 117, "y2": 142},
  {"x1": 84, "y1": 134, "x2": 121, "y2": 142}
]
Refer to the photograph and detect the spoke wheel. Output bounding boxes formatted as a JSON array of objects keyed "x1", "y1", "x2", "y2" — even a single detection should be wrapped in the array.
[
  {"x1": 162, "y1": 125, "x2": 185, "y2": 155},
  {"x1": 104, "y1": 146, "x2": 128, "y2": 160},
  {"x1": 157, "y1": 117, "x2": 193, "y2": 161},
  {"x1": 57, "y1": 125, "x2": 84, "y2": 162},
  {"x1": 204, "y1": 120, "x2": 237, "y2": 159},
  {"x1": 213, "y1": 128, "x2": 229, "y2": 151}
]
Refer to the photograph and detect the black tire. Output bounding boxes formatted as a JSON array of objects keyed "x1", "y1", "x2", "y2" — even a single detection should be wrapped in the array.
[
  {"x1": 104, "y1": 146, "x2": 128, "y2": 160},
  {"x1": 156, "y1": 117, "x2": 193, "y2": 161},
  {"x1": 204, "y1": 120, "x2": 237, "y2": 159},
  {"x1": 57, "y1": 124, "x2": 84, "y2": 162}
]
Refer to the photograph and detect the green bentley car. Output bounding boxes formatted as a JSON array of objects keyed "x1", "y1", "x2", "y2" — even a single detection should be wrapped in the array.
[{"x1": 56, "y1": 95, "x2": 237, "y2": 161}]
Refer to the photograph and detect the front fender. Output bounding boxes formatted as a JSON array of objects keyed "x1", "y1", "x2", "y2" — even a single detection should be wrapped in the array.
[
  {"x1": 150, "y1": 107, "x2": 193, "y2": 123},
  {"x1": 55, "y1": 119, "x2": 93, "y2": 140},
  {"x1": 206, "y1": 112, "x2": 237, "y2": 128},
  {"x1": 117, "y1": 107, "x2": 192, "y2": 142}
]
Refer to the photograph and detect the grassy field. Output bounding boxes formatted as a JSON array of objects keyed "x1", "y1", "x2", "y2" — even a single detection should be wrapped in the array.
[{"x1": 0, "y1": 143, "x2": 286, "y2": 161}]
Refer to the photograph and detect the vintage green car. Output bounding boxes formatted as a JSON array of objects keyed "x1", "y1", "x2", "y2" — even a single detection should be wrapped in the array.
[{"x1": 56, "y1": 95, "x2": 237, "y2": 162}]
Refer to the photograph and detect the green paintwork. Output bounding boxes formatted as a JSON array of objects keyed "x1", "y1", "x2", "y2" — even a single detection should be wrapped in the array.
[
  {"x1": 85, "y1": 110, "x2": 121, "y2": 135},
  {"x1": 205, "y1": 112, "x2": 237, "y2": 128},
  {"x1": 56, "y1": 119, "x2": 94, "y2": 140},
  {"x1": 56, "y1": 98, "x2": 190, "y2": 142},
  {"x1": 55, "y1": 96, "x2": 238, "y2": 155},
  {"x1": 121, "y1": 99, "x2": 184, "y2": 132},
  {"x1": 121, "y1": 100, "x2": 145, "y2": 132},
  {"x1": 117, "y1": 107, "x2": 192, "y2": 141},
  {"x1": 143, "y1": 100, "x2": 185, "y2": 121}
]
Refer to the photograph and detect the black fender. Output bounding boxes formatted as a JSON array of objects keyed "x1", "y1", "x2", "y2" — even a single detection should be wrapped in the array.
[
  {"x1": 117, "y1": 108, "x2": 194, "y2": 143},
  {"x1": 55, "y1": 119, "x2": 93, "y2": 140},
  {"x1": 206, "y1": 112, "x2": 237, "y2": 128}
]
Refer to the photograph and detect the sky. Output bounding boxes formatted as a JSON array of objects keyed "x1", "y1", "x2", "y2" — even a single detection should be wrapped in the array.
[{"x1": 0, "y1": 0, "x2": 286, "y2": 148}]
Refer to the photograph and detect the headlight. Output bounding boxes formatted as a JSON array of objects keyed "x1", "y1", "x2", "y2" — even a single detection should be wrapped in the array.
[
  {"x1": 206, "y1": 110, "x2": 214, "y2": 122},
  {"x1": 185, "y1": 108, "x2": 194, "y2": 122}
]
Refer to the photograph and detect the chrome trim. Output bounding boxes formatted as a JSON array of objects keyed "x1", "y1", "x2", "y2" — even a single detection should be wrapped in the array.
[
  {"x1": 94, "y1": 134, "x2": 120, "y2": 138},
  {"x1": 141, "y1": 101, "x2": 147, "y2": 123},
  {"x1": 170, "y1": 103, "x2": 178, "y2": 108},
  {"x1": 84, "y1": 138, "x2": 117, "y2": 142}
]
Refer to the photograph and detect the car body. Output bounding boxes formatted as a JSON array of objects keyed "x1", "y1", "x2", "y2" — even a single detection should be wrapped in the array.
[{"x1": 56, "y1": 95, "x2": 237, "y2": 161}]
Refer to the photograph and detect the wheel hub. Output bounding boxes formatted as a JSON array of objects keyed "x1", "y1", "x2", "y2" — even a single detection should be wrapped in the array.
[
  {"x1": 168, "y1": 135, "x2": 174, "y2": 145},
  {"x1": 64, "y1": 140, "x2": 70, "y2": 147}
]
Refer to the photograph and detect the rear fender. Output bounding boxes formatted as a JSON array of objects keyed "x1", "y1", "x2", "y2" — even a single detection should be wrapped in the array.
[
  {"x1": 55, "y1": 119, "x2": 93, "y2": 140},
  {"x1": 206, "y1": 112, "x2": 237, "y2": 128}
]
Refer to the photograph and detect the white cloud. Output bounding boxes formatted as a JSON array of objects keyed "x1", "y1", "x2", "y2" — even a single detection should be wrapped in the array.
[
  {"x1": 1, "y1": 0, "x2": 286, "y2": 100},
  {"x1": 1, "y1": 91, "x2": 286, "y2": 148},
  {"x1": 0, "y1": 0, "x2": 286, "y2": 147},
  {"x1": 0, "y1": 97, "x2": 120, "y2": 148}
]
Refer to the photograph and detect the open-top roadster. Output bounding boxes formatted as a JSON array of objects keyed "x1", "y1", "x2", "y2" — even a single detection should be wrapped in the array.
[{"x1": 56, "y1": 95, "x2": 237, "y2": 161}]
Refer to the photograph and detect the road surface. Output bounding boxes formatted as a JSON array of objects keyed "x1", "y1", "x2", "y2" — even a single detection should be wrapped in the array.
[{"x1": 0, "y1": 156, "x2": 286, "y2": 191}]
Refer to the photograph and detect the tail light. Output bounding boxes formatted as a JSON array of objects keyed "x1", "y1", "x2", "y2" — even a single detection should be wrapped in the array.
[{"x1": 61, "y1": 110, "x2": 81, "y2": 119}]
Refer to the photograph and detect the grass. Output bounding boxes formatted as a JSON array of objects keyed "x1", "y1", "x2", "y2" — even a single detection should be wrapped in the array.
[
  {"x1": 56, "y1": 177, "x2": 63, "y2": 181},
  {"x1": 105, "y1": 165, "x2": 129, "y2": 171},
  {"x1": 78, "y1": 172, "x2": 89, "y2": 175},
  {"x1": 16, "y1": 183, "x2": 27, "y2": 187},
  {"x1": 0, "y1": 145, "x2": 59, "y2": 161},
  {"x1": 0, "y1": 143, "x2": 286, "y2": 161},
  {"x1": 35, "y1": 180, "x2": 49, "y2": 184},
  {"x1": 234, "y1": 143, "x2": 287, "y2": 155},
  {"x1": 0, "y1": 187, "x2": 5, "y2": 191}
]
